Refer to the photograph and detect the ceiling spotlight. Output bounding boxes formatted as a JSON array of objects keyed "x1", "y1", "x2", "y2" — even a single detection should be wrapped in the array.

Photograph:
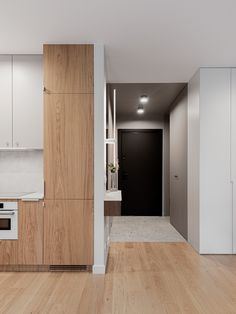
[
  {"x1": 137, "y1": 104, "x2": 144, "y2": 114},
  {"x1": 140, "y1": 95, "x2": 148, "y2": 104}
]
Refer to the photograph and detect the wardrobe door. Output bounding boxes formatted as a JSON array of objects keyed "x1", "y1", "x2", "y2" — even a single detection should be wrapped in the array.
[{"x1": 231, "y1": 69, "x2": 236, "y2": 253}]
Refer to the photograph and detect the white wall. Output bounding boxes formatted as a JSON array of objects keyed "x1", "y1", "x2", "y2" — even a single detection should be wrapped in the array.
[
  {"x1": 117, "y1": 117, "x2": 170, "y2": 216},
  {"x1": 188, "y1": 68, "x2": 233, "y2": 254},
  {"x1": 93, "y1": 45, "x2": 106, "y2": 274},
  {"x1": 0, "y1": 151, "x2": 43, "y2": 193}
]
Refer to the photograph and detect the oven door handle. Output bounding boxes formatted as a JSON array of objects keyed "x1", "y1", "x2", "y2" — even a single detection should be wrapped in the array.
[{"x1": 0, "y1": 211, "x2": 15, "y2": 216}]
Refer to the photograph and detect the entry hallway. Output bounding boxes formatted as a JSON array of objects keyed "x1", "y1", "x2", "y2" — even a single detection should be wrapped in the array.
[{"x1": 0, "y1": 243, "x2": 236, "y2": 313}]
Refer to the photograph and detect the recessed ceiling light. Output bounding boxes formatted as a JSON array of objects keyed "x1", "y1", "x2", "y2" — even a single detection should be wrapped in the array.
[
  {"x1": 140, "y1": 95, "x2": 148, "y2": 104},
  {"x1": 137, "y1": 104, "x2": 144, "y2": 114}
]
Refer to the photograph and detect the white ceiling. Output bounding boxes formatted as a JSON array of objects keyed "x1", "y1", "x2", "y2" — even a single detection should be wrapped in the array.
[{"x1": 1, "y1": 0, "x2": 236, "y2": 83}]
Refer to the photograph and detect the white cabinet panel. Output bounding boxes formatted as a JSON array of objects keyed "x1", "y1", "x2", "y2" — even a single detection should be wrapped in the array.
[
  {"x1": 231, "y1": 69, "x2": 236, "y2": 253},
  {"x1": 0, "y1": 56, "x2": 12, "y2": 147},
  {"x1": 13, "y1": 55, "x2": 43, "y2": 148},
  {"x1": 188, "y1": 68, "x2": 233, "y2": 254}
]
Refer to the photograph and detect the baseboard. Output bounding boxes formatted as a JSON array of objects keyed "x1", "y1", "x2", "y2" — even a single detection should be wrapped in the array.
[{"x1": 92, "y1": 264, "x2": 106, "y2": 274}]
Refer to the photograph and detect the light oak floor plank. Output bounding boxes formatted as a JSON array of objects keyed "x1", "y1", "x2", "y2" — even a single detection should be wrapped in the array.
[{"x1": 0, "y1": 243, "x2": 236, "y2": 313}]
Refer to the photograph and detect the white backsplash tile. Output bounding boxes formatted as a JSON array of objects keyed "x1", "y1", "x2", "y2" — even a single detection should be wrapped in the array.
[{"x1": 0, "y1": 151, "x2": 43, "y2": 193}]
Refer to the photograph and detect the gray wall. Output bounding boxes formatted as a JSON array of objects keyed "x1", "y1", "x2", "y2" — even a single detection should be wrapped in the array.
[
  {"x1": 117, "y1": 117, "x2": 170, "y2": 216},
  {"x1": 169, "y1": 87, "x2": 188, "y2": 239}
]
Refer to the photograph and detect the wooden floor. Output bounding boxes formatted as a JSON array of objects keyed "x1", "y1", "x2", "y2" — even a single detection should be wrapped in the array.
[{"x1": 0, "y1": 243, "x2": 236, "y2": 313}]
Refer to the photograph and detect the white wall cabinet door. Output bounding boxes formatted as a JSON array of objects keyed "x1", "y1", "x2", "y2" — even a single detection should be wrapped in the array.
[
  {"x1": 231, "y1": 69, "x2": 236, "y2": 253},
  {"x1": 0, "y1": 56, "x2": 12, "y2": 148},
  {"x1": 13, "y1": 55, "x2": 43, "y2": 148}
]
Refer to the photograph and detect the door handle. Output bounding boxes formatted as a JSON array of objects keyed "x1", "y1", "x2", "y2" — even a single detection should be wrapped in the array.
[{"x1": 0, "y1": 211, "x2": 15, "y2": 216}]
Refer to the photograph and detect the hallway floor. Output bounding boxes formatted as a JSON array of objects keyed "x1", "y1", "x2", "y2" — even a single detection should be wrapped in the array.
[
  {"x1": 1, "y1": 243, "x2": 236, "y2": 313},
  {"x1": 110, "y1": 216, "x2": 186, "y2": 242}
]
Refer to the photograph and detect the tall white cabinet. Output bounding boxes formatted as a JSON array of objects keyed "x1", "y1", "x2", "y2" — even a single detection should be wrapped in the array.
[
  {"x1": 0, "y1": 55, "x2": 43, "y2": 149},
  {"x1": 188, "y1": 68, "x2": 235, "y2": 254}
]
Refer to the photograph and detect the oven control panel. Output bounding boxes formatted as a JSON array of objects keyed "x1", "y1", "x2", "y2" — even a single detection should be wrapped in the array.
[{"x1": 0, "y1": 202, "x2": 18, "y2": 211}]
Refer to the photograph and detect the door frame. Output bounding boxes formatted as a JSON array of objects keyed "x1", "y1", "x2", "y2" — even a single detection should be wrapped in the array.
[{"x1": 118, "y1": 129, "x2": 164, "y2": 216}]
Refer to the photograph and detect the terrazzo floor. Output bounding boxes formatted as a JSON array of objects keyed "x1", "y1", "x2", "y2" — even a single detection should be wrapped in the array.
[{"x1": 110, "y1": 216, "x2": 186, "y2": 242}]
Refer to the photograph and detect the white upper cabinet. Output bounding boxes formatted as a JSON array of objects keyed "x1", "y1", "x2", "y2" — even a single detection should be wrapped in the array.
[
  {"x1": 13, "y1": 55, "x2": 43, "y2": 148},
  {"x1": 0, "y1": 56, "x2": 12, "y2": 148}
]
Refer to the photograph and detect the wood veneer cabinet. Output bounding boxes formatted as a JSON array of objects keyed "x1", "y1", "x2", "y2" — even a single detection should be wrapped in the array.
[
  {"x1": 43, "y1": 44, "x2": 94, "y2": 266},
  {"x1": 43, "y1": 200, "x2": 93, "y2": 265},
  {"x1": 17, "y1": 201, "x2": 43, "y2": 265},
  {"x1": 44, "y1": 93, "x2": 94, "y2": 200},
  {"x1": 0, "y1": 201, "x2": 43, "y2": 265},
  {"x1": 43, "y1": 44, "x2": 94, "y2": 94}
]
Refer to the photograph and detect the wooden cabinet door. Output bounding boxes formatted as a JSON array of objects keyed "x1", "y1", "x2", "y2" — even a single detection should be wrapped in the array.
[
  {"x1": 0, "y1": 56, "x2": 12, "y2": 148},
  {"x1": 44, "y1": 200, "x2": 93, "y2": 265},
  {"x1": 44, "y1": 94, "x2": 94, "y2": 200},
  {"x1": 17, "y1": 201, "x2": 43, "y2": 265},
  {"x1": 43, "y1": 44, "x2": 93, "y2": 94},
  {"x1": 13, "y1": 55, "x2": 43, "y2": 149},
  {"x1": 0, "y1": 241, "x2": 17, "y2": 265},
  {"x1": 0, "y1": 201, "x2": 43, "y2": 265}
]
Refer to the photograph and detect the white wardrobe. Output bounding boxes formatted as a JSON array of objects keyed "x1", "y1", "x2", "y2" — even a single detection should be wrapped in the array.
[{"x1": 188, "y1": 68, "x2": 236, "y2": 254}]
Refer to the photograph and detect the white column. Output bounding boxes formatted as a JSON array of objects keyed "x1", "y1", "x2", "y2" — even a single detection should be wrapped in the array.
[{"x1": 93, "y1": 44, "x2": 106, "y2": 274}]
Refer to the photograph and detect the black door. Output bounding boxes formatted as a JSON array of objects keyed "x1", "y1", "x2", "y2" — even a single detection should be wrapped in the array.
[{"x1": 118, "y1": 129, "x2": 163, "y2": 216}]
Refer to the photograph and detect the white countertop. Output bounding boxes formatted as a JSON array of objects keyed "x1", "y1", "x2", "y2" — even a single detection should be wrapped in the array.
[
  {"x1": 21, "y1": 192, "x2": 44, "y2": 201},
  {"x1": 104, "y1": 190, "x2": 122, "y2": 202},
  {"x1": 0, "y1": 192, "x2": 44, "y2": 201}
]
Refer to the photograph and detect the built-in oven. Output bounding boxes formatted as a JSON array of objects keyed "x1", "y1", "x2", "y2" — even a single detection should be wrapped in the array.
[{"x1": 0, "y1": 202, "x2": 18, "y2": 240}]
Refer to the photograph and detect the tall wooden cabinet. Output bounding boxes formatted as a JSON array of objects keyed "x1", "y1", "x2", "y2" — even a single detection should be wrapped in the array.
[{"x1": 43, "y1": 45, "x2": 94, "y2": 266}]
